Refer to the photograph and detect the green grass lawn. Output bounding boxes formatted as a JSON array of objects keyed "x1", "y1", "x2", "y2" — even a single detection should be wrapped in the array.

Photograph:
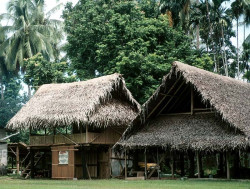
[{"x1": 1, "y1": 177, "x2": 250, "y2": 189}]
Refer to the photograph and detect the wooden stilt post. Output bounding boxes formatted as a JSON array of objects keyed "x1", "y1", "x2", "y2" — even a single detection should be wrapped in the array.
[
  {"x1": 16, "y1": 146, "x2": 20, "y2": 175},
  {"x1": 191, "y1": 85, "x2": 194, "y2": 115},
  {"x1": 233, "y1": 150, "x2": 240, "y2": 178},
  {"x1": 125, "y1": 149, "x2": 127, "y2": 179},
  {"x1": 218, "y1": 152, "x2": 224, "y2": 176},
  {"x1": 30, "y1": 149, "x2": 34, "y2": 178},
  {"x1": 196, "y1": 151, "x2": 201, "y2": 178},
  {"x1": 188, "y1": 151, "x2": 195, "y2": 178},
  {"x1": 12, "y1": 156, "x2": 14, "y2": 169},
  {"x1": 180, "y1": 153, "x2": 185, "y2": 176},
  {"x1": 86, "y1": 125, "x2": 88, "y2": 143},
  {"x1": 144, "y1": 148, "x2": 147, "y2": 180},
  {"x1": 226, "y1": 151, "x2": 230, "y2": 179},
  {"x1": 157, "y1": 147, "x2": 160, "y2": 180},
  {"x1": 53, "y1": 128, "x2": 56, "y2": 144},
  {"x1": 81, "y1": 146, "x2": 88, "y2": 179},
  {"x1": 171, "y1": 151, "x2": 174, "y2": 178}
]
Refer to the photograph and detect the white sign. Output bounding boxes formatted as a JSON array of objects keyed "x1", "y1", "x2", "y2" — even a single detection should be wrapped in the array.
[
  {"x1": 59, "y1": 151, "x2": 68, "y2": 165},
  {"x1": 0, "y1": 149, "x2": 7, "y2": 166}
]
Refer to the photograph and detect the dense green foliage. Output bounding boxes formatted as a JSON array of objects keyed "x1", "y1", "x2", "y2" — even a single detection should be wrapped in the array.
[
  {"x1": 242, "y1": 34, "x2": 250, "y2": 81},
  {"x1": 23, "y1": 53, "x2": 76, "y2": 90},
  {"x1": 0, "y1": 76, "x2": 27, "y2": 129},
  {"x1": 63, "y1": 0, "x2": 213, "y2": 103}
]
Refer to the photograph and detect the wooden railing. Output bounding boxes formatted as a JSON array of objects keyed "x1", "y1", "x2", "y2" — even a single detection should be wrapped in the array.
[{"x1": 29, "y1": 128, "x2": 123, "y2": 146}]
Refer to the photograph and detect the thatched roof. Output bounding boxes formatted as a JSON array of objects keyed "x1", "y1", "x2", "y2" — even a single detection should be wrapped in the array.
[
  {"x1": 6, "y1": 73, "x2": 141, "y2": 130},
  {"x1": 115, "y1": 61, "x2": 250, "y2": 151},
  {"x1": 144, "y1": 61, "x2": 250, "y2": 136},
  {"x1": 116, "y1": 113, "x2": 249, "y2": 151}
]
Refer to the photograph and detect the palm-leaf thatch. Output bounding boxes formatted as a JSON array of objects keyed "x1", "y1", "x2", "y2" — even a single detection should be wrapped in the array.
[
  {"x1": 116, "y1": 113, "x2": 249, "y2": 151},
  {"x1": 6, "y1": 73, "x2": 141, "y2": 130},
  {"x1": 144, "y1": 61, "x2": 250, "y2": 136},
  {"x1": 115, "y1": 61, "x2": 250, "y2": 151}
]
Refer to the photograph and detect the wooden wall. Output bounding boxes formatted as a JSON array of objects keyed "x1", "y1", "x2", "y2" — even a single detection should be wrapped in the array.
[
  {"x1": 74, "y1": 148, "x2": 111, "y2": 179},
  {"x1": 51, "y1": 145, "x2": 75, "y2": 179},
  {"x1": 30, "y1": 127, "x2": 125, "y2": 146}
]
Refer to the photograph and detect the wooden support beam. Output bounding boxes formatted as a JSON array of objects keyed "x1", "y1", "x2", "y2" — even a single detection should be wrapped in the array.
[
  {"x1": 157, "y1": 81, "x2": 186, "y2": 117},
  {"x1": 30, "y1": 150, "x2": 34, "y2": 178},
  {"x1": 157, "y1": 148, "x2": 160, "y2": 180},
  {"x1": 86, "y1": 163, "x2": 92, "y2": 180},
  {"x1": 11, "y1": 156, "x2": 14, "y2": 169},
  {"x1": 226, "y1": 152, "x2": 230, "y2": 179},
  {"x1": 125, "y1": 149, "x2": 127, "y2": 179},
  {"x1": 159, "y1": 93, "x2": 178, "y2": 97},
  {"x1": 147, "y1": 77, "x2": 182, "y2": 119},
  {"x1": 16, "y1": 146, "x2": 20, "y2": 174},
  {"x1": 9, "y1": 147, "x2": 16, "y2": 156},
  {"x1": 188, "y1": 151, "x2": 195, "y2": 178},
  {"x1": 148, "y1": 153, "x2": 166, "y2": 179},
  {"x1": 144, "y1": 148, "x2": 147, "y2": 180},
  {"x1": 53, "y1": 128, "x2": 56, "y2": 144},
  {"x1": 86, "y1": 125, "x2": 89, "y2": 143},
  {"x1": 233, "y1": 150, "x2": 240, "y2": 178},
  {"x1": 191, "y1": 85, "x2": 194, "y2": 115},
  {"x1": 180, "y1": 153, "x2": 185, "y2": 176},
  {"x1": 218, "y1": 152, "x2": 224, "y2": 176},
  {"x1": 196, "y1": 151, "x2": 201, "y2": 178},
  {"x1": 81, "y1": 146, "x2": 88, "y2": 179},
  {"x1": 171, "y1": 151, "x2": 174, "y2": 178},
  {"x1": 166, "y1": 84, "x2": 190, "y2": 113},
  {"x1": 29, "y1": 128, "x2": 32, "y2": 136}
]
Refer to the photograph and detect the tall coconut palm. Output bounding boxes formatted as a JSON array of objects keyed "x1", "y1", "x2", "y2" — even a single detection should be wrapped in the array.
[
  {"x1": 159, "y1": 0, "x2": 193, "y2": 31},
  {"x1": 231, "y1": 0, "x2": 245, "y2": 79},
  {"x1": 0, "y1": 0, "x2": 63, "y2": 71}
]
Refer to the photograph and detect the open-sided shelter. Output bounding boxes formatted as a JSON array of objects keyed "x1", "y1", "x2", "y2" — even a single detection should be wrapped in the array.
[
  {"x1": 7, "y1": 73, "x2": 140, "y2": 179},
  {"x1": 115, "y1": 62, "x2": 250, "y2": 180}
]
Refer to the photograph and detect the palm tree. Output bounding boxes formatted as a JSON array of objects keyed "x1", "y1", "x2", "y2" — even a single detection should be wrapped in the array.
[
  {"x1": 231, "y1": 0, "x2": 245, "y2": 79},
  {"x1": 159, "y1": 0, "x2": 192, "y2": 31},
  {"x1": 0, "y1": 0, "x2": 63, "y2": 71}
]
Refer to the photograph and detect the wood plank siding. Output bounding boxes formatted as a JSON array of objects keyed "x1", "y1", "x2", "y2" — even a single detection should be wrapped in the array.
[{"x1": 30, "y1": 128, "x2": 123, "y2": 146}]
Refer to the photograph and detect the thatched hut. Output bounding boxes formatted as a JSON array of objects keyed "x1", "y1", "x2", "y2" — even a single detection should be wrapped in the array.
[
  {"x1": 6, "y1": 73, "x2": 140, "y2": 179},
  {"x1": 115, "y1": 61, "x2": 250, "y2": 180}
]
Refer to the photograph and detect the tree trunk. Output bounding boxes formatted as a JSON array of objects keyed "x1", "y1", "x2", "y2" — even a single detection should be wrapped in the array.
[
  {"x1": 221, "y1": 26, "x2": 228, "y2": 76},
  {"x1": 237, "y1": 18, "x2": 239, "y2": 79},
  {"x1": 196, "y1": 0, "x2": 200, "y2": 49},
  {"x1": 28, "y1": 85, "x2": 31, "y2": 98}
]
